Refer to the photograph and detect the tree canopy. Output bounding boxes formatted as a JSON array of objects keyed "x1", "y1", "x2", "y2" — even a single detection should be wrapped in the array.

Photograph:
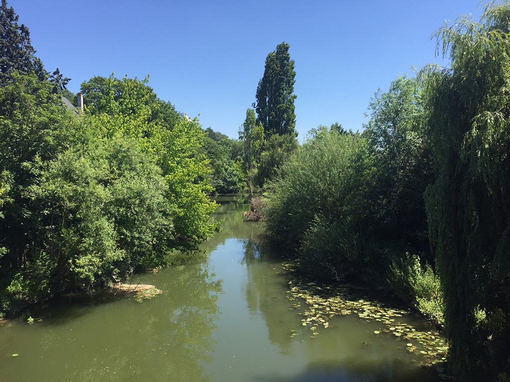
[
  {"x1": 424, "y1": 3, "x2": 510, "y2": 378},
  {"x1": 255, "y1": 42, "x2": 297, "y2": 137},
  {"x1": 0, "y1": 0, "x2": 44, "y2": 84}
]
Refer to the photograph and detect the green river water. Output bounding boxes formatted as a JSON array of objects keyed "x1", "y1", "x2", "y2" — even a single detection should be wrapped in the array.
[{"x1": 0, "y1": 196, "x2": 442, "y2": 381}]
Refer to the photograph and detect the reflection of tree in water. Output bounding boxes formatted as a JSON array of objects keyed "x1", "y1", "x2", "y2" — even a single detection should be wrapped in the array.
[
  {"x1": 243, "y1": 238, "x2": 300, "y2": 355},
  {"x1": 30, "y1": 264, "x2": 222, "y2": 382},
  {"x1": 202, "y1": 196, "x2": 263, "y2": 253}
]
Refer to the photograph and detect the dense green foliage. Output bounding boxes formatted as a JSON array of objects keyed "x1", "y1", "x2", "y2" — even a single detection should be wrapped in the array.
[
  {"x1": 0, "y1": 74, "x2": 81, "y2": 310},
  {"x1": 81, "y1": 75, "x2": 181, "y2": 129},
  {"x1": 265, "y1": 130, "x2": 377, "y2": 282},
  {"x1": 0, "y1": 3, "x2": 217, "y2": 313},
  {"x1": 363, "y1": 77, "x2": 432, "y2": 262},
  {"x1": 2, "y1": 0, "x2": 510, "y2": 379},
  {"x1": 80, "y1": 75, "x2": 217, "y2": 248},
  {"x1": 255, "y1": 133, "x2": 298, "y2": 188},
  {"x1": 0, "y1": 72, "x2": 217, "y2": 313},
  {"x1": 203, "y1": 127, "x2": 245, "y2": 194},
  {"x1": 424, "y1": 4, "x2": 510, "y2": 379},
  {"x1": 265, "y1": 77, "x2": 432, "y2": 286}
]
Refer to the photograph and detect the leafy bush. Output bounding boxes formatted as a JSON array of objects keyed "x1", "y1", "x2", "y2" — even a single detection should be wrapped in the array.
[
  {"x1": 0, "y1": 137, "x2": 176, "y2": 306},
  {"x1": 255, "y1": 133, "x2": 297, "y2": 187},
  {"x1": 0, "y1": 73, "x2": 218, "y2": 314},
  {"x1": 389, "y1": 254, "x2": 444, "y2": 324},
  {"x1": 265, "y1": 129, "x2": 378, "y2": 282}
]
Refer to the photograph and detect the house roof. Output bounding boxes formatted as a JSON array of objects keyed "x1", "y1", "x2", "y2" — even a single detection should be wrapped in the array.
[{"x1": 61, "y1": 96, "x2": 79, "y2": 115}]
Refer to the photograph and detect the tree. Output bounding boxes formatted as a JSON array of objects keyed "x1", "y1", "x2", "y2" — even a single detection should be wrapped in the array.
[
  {"x1": 239, "y1": 109, "x2": 264, "y2": 194},
  {"x1": 0, "y1": 0, "x2": 45, "y2": 84},
  {"x1": 264, "y1": 129, "x2": 376, "y2": 282},
  {"x1": 0, "y1": 73, "x2": 218, "y2": 313},
  {"x1": 424, "y1": 3, "x2": 510, "y2": 379},
  {"x1": 250, "y1": 43, "x2": 298, "y2": 188},
  {"x1": 26, "y1": 137, "x2": 174, "y2": 294},
  {"x1": 255, "y1": 42, "x2": 297, "y2": 137},
  {"x1": 81, "y1": 75, "x2": 216, "y2": 250},
  {"x1": 363, "y1": 76, "x2": 432, "y2": 261},
  {"x1": 203, "y1": 127, "x2": 245, "y2": 194},
  {"x1": 0, "y1": 73, "x2": 82, "y2": 311},
  {"x1": 0, "y1": 0, "x2": 69, "y2": 90},
  {"x1": 0, "y1": 73, "x2": 78, "y2": 259},
  {"x1": 81, "y1": 75, "x2": 180, "y2": 129},
  {"x1": 255, "y1": 133, "x2": 297, "y2": 188}
]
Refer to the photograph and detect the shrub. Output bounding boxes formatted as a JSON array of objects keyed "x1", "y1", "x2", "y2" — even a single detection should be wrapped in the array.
[
  {"x1": 389, "y1": 253, "x2": 444, "y2": 324},
  {"x1": 265, "y1": 129, "x2": 378, "y2": 282},
  {"x1": 20, "y1": 137, "x2": 174, "y2": 299}
]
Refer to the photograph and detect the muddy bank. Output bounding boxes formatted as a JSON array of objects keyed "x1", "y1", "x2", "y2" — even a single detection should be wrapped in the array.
[
  {"x1": 110, "y1": 283, "x2": 162, "y2": 302},
  {"x1": 242, "y1": 196, "x2": 266, "y2": 221}
]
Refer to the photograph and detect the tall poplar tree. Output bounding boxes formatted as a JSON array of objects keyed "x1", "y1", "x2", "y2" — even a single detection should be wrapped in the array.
[{"x1": 255, "y1": 42, "x2": 296, "y2": 137}]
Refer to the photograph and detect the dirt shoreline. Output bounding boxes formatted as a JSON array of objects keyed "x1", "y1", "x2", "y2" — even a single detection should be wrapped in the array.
[{"x1": 110, "y1": 283, "x2": 162, "y2": 302}]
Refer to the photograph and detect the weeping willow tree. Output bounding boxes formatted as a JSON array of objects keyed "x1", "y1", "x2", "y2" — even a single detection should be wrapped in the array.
[{"x1": 424, "y1": 2, "x2": 510, "y2": 379}]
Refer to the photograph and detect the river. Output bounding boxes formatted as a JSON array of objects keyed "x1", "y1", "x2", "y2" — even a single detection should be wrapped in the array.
[{"x1": 0, "y1": 196, "x2": 442, "y2": 381}]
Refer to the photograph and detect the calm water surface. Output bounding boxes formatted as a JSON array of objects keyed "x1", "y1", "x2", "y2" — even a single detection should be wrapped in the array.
[{"x1": 0, "y1": 196, "x2": 441, "y2": 381}]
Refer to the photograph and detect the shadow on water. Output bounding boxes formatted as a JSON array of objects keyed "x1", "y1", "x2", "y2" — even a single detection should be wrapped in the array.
[{"x1": 254, "y1": 360, "x2": 441, "y2": 382}]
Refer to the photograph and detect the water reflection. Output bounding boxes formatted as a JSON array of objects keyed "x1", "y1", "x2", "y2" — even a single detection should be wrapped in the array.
[
  {"x1": 0, "y1": 263, "x2": 222, "y2": 382},
  {"x1": 203, "y1": 195, "x2": 261, "y2": 252},
  {"x1": 0, "y1": 195, "x2": 441, "y2": 382},
  {"x1": 243, "y1": 238, "x2": 300, "y2": 354}
]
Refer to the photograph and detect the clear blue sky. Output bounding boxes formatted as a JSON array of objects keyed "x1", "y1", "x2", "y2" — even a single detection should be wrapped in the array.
[{"x1": 11, "y1": 0, "x2": 483, "y2": 139}]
